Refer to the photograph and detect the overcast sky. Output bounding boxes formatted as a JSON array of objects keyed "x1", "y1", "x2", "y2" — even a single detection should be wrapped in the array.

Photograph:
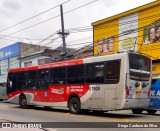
[{"x1": 0, "y1": 0, "x2": 156, "y2": 49}]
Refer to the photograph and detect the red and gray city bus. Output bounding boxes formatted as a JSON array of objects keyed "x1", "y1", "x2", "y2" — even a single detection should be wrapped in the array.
[{"x1": 7, "y1": 52, "x2": 151, "y2": 114}]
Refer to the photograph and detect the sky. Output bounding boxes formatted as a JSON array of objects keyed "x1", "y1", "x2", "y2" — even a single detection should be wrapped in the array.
[{"x1": 0, "y1": 0, "x2": 156, "y2": 49}]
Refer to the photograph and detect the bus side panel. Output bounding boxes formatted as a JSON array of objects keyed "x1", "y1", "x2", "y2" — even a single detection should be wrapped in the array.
[
  {"x1": 8, "y1": 85, "x2": 91, "y2": 107},
  {"x1": 113, "y1": 55, "x2": 126, "y2": 110}
]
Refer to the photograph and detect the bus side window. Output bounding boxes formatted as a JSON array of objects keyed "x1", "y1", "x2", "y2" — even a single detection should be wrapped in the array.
[
  {"x1": 105, "y1": 60, "x2": 120, "y2": 84},
  {"x1": 7, "y1": 73, "x2": 17, "y2": 93},
  {"x1": 67, "y1": 65, "x2": 85, "y2": 84},
  {"x1": 86, "y1": 63, "x2": 104, "y2": 83},
  {"x1": 28, "y1": 70, "x2": 37, "y2": 90},
  {"x1": 38, "y1": 69, "x2": 49, "y2": 90},
  {"x1": 9, "y1": 81, "x2": 12, "y2": 87},
  {"x1": 50, "y1": 67, "x2": 66, "y2": 84},
  {"x1": 17, "y1": 71, "x2": 28, "y2": 90}
]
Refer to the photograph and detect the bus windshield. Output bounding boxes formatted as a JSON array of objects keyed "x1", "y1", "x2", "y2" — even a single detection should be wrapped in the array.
[{"x1": 129, "y1": 53, "x2": 151, "y2": 81}]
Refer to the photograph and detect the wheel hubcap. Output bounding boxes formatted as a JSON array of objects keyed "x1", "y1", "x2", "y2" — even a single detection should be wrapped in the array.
[
  {"x1": 21, "y1": 99, "x2": 26, "y2": 105},
  {"x1": 73, "y1": 102, "x2": 77, "y2": 110}
]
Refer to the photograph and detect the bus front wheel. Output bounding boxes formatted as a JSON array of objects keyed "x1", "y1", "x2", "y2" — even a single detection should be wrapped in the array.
[
  {"x1": 19, "y1": 95, "x2": 28, "y2": 109},
  {"x1": 132, "y1": 109, "x2": 143, "y2": 114},
  {"x1": 146, "y1": 110, "x2": 157, "y2": 115},
  {"x1": 69, "y1": 97, "x2": 81, "y2": 114}
]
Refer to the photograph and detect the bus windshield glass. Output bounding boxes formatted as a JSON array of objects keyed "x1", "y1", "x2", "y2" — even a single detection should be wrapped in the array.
[{"x1": 129, "y1": 53, "x2": 151, "y2": 81}]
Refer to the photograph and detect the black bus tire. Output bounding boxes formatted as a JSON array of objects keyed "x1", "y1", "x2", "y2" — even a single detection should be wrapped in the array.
[
  {"x1": 146, "y1": 110, "x2": 157, "y2": 115},
  {"x1": 44, "y1": 106, "x2": 51, "y2": 110},
  {"x1": 19, "y1": 95, "x2": 28, "y2": 109},
  {"x1": 132, "y1": 109, "x2": 143, "y2": 114},
  {"x1": 92, "y1": 110, "x2": 104, "y2": 114},
  {"x1": 69, "y1": 97, "x2": 81, "y2": 114}
]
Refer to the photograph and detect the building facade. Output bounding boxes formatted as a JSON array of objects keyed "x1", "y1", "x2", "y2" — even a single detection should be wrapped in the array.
[
  {"x1": 74, "y1": 45, "x2": 93, "y2": 58},
  {"x1": 0, "y1": 42, "x2": 48, "y2": 76},
  {"x1": 0, "y1": 43, "x2": 20, "y2": 76},
  {"x1": 20, "y1": 49, "x2": 58, "y2": 67},
  {"x1": 92, "y1": 0, "x2": 160, "y2": 75}
]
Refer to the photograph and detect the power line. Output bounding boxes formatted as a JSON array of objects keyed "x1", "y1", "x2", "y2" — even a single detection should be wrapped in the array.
[
  {"x1": 0, "y1": 36, "x2": 61, "y2": 69},
  {"x1": 0, "y1": 34, "x2": 55, "y2": 41},
  {"x1": 0, "y1": 0, "x2": 71, "y2": 33},
  {"x1": 0, "y1": 32, "x2": 156, "y2": 68},
  {"x1": 23, "y1": 21, "x2": 160, "y2": 54},
  {"x1": 0, "y1": 1, "x2": 159, "y2": 42},
  {"x1": 67, "y1": 6, "x2": 160, "y2": 32},
  {"x1": 1, "y1": 1, "x2": 160, "y2": 68},
  {"x1": 37, "y1": 22, "x2": 160, "y2": 53},
  {"x1": 15, "y1": 10, "x2": 159, "y2": 36},
  {"x1": 0, "y1": 0, "x2": 99, "y2": 41},
  {"x1": 1, "y1": 21, "x2": 160, "y2": 68},
  {"x1": 68, "y1": 14, "x2": 160, "y2": 33}
]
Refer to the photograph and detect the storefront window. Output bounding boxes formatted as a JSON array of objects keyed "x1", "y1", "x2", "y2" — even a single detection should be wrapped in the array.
[
  {"x1": 9, "y1": 57, "x2": 20, "y2": 69},
  {"x1": 1, "y1": 59, "x2": 8, "y2": 75},
  {"x1": 24, "y1": 61, "x2": 32, "y2": 67}
]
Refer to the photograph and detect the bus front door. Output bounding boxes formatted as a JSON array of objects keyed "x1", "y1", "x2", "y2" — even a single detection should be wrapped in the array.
[{"x1": 104, "y1": 87, "x2": 116, "y2": 109}]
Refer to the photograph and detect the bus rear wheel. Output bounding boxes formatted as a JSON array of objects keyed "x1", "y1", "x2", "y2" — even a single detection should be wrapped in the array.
[
  {"x1": 69, "y1": 97, "x2": 81, "y2": 114},
  {"x1": 19, "y1": 95, "x2": 28, "y2": 109},
  {"x1": 44, "y1": 106, "x2": 51, "y2": 110},
  {"x1": 132, "y1": 109, "x2": 143, "y2": 114},
  {"x1": 146, "y1": 110, "x2": 157, "y2": 115},
  {"x1": 92, "y1": 110, "x2": 104, "y2": 114}
]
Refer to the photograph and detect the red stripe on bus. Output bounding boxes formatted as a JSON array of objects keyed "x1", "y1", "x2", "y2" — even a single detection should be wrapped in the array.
[{"x1": 9, "y1": 59, "x2": 83, "y2": 72}]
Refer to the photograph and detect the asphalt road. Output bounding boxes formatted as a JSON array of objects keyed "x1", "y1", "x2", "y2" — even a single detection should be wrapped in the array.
[{"x1": 0, "y1": 101, "x2": 160, "y2": 131}]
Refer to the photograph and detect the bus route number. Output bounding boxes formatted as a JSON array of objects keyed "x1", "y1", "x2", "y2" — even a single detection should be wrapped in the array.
[{"x1": 92, "y1": 86, "x2": 100, "y2": 91}]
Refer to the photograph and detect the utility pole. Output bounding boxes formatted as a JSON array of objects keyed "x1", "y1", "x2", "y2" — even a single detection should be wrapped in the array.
[{"x1": 57, "y1": 4, "x2": 69, "y2": 59}]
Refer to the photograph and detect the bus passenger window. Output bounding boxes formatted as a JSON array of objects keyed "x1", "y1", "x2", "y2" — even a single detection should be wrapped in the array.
[
  {"x1": 50, "y1": 67, "x2": 66, "y2": 85},
  {"x1": 7, "y1": 73, "x2": 17, "y2": 93},
  {"x1": 17, "y1": 72, "x2": 28, "y2": 90},
  {"x1": 105, "y1": 60, "x2": 120, "y2": 84},
  {"x1": 95, "y1": 65, "x2": 104, "y2": 77},
  {"x1": 9, "y1": 81, "x2": 12, "y2": 87},
  {"x1": 86, "y1": 63, "x2": 104, "y2": 83},
  {"x1": 67, "y1": 65, "x2": 85, "y2": 84},
  {"x1": 38, "y1": 69, "x2": 49, "y2": 90},
  {"x1": 28, "y1": 71, "x2": 37, "y2": 90}
]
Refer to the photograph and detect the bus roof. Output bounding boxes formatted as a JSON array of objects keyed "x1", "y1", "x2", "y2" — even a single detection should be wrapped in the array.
[
  {"x1": 8, "y1": 52, "x2": 145, "y2": 73},
  {"x1": 9, "y1": 58, "x2": 83, "y2": 73}
]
